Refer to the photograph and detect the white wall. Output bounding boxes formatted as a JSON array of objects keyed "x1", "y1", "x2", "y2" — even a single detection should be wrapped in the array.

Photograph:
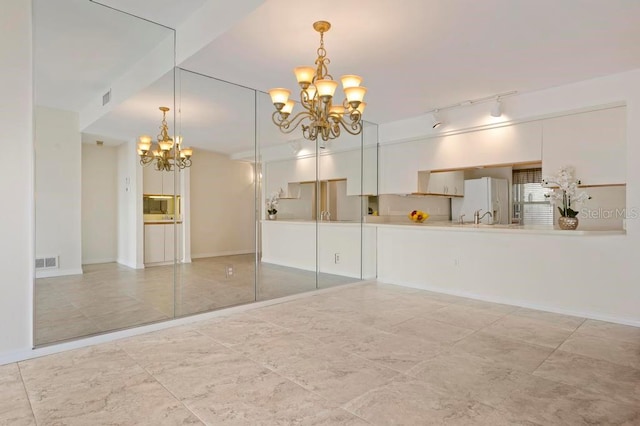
[
  {"x1": 34, "y1": 106, "x2": 82, "y2": 277},
  {"x1": 190, "y1": 149, "x2": 255, "y2": 258},
  {"x1": 377, "y1": 69, "x2": 640, "y2": 325},
  {"x1": 0, "y1": 0, "x2": 33, "y2": 359},
  {"x1": 116, "y1": 140, "x2": 143, "y2": 269},
  {"x1": 82, "y1": 143, "x2": 118, "y2": 264}
]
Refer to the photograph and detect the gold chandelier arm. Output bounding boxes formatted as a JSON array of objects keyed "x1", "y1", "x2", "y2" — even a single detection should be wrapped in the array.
[
  {"x1": 334, "y1": 113, "x2": 364, "y2": 136},
  {"x1": 272, "y1": 110, "x2": 314, "y2": 134}
]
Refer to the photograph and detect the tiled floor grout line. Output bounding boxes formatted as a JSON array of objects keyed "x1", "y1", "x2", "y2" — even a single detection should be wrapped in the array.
[
  {"x1": 528, "y1": 317, "x2": 588, "y2": 375},
  {"x1": 187, "y1": 325, "x2": 375, "y2": 424},
  {"x1": 16, "y1": 362, "x2": 38, "y2": 426},
  {"x1": 117, "y1": 343, "x2": 212, "y2": 426}
]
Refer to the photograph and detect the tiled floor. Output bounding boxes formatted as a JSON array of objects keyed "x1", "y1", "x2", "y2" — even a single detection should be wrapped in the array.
[
  {"x1": 35, "y1": 254, "x2": 355, "y2": 346},
  {"x1": 7, "y1": 282, "x2": 640, "y2": 425}
]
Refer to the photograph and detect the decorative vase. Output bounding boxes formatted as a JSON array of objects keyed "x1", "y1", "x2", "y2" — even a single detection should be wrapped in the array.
[
  {"x1": 268, "y1": 214, "x2": 277, "y2": 220},
  {"x1": 558, "y1": 216, "x2": 579, "y2": 230}
]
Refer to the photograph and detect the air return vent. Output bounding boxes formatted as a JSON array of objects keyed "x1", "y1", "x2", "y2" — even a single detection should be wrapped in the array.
[
  {"x1": 35, "y1": 256, "x2": 58, "y2": 270},
  {"x1": 102, "y1": 89, "x2": 111, "y2": 106}
]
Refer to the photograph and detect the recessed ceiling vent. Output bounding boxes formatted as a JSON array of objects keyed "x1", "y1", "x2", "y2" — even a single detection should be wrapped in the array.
[
  {"x1": 102, "y1": 89, "x2": 111, "y2": 106},
  {"x1": 35, "y1": 256, "x2": 58, "y2": 270}
]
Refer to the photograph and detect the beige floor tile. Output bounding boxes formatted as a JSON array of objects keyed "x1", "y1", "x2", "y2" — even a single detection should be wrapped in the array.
[
  {"x1": 0, "y1": 364, "x2": 36, "y2": 426},
  {"x1": 452, "y1": 332, "x2": 555, "y2": 373},
  {"x1": 343, "y1": 375, "x2": 532, "y2": 425},
  {"x1": 389, "y1": 316, "x2": 475, "y2": 344},
  {"x1": 533, "y1": 350, "x2": 640, "y2": 406},
  {"x1": 192, "y1": 313, "x2": 289, "y2": 347},
  {"x1": 232, "y1": 331, "x2": 332, "y2": 372},
  {"x1": 511, "y1": 307, "x2": 585, "y2": 331},
  {"x1": 423, "y1": 304, "x2": 506, "y2": 330},
  {"x1": 336, "y1": 328, "x2": 446, "y2": 373},
  {"x1": 276, "y1": 345, "x2": 399, "y2": 405},
  {"x1": 558, "y1": 333, "x2": 640, "y2": 369},
  {"x1": 183, "y1": 372, "x2": 367, "y2": 425},
  {"x1": 576, "y1": 319, "x2": 640, "y2": 343},
  {"x1": 481, "y1": 315, "x2": 574, "y2": 348},
  {"x1": 19, "y1": 345, "x2": 201, "y2": 425},
  {"x1": 454, "y1": 298, "x2": 520, "y2": 315},
  {"x1": 493, "y1": 372, "x2": 640, "y2": 425}
]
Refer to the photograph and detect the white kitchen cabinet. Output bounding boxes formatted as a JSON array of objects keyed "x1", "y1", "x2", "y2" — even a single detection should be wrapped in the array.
[
  {"x1": 417, "y1": 121, "x2": 542, "y2": 171},
  {"x1": 378, "y1": 141, "x2": 420, "y2": 194},
  {"x1": 144, "y1": 224, "x2": 166, "y2": 264},
  {"x1": 143, "y1": 167, "x2": 180, "y2": 195},
  {"x1": 143, "y1": 166, "x2": 163, "y2": 194},
  {"x1": 542, "y1": 106, "x2": 626, "y2": 185},
  {"x1": 418, "y1": 170, "x2": 464, "y2": 196},
  {"x1": 144, "y1": 223, "x2": 182, "y2": 265}
]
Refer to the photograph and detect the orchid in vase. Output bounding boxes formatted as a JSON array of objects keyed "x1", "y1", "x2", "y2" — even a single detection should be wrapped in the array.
[
  {"x1": 542, "y1": 166, "x2": 591, "y2": 218},
  {"x1": 266, "y1": 192, "x2": 279, "y2": 216}
]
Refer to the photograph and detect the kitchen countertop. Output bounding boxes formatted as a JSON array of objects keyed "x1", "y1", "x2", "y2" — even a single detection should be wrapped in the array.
[
  {"x1": 263, "y1": 218, "x2": 625, "y2": 236},
  {"x1": 144, "y1": 220, "x2": 183, "y2": 224}
]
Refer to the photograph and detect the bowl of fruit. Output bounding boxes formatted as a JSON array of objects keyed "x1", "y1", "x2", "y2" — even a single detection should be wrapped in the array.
[{"x1": 409, "y1": 210, "x2": 429, "y2": 223}]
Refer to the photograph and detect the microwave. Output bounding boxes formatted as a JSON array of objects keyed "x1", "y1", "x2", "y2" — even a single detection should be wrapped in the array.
[{"x1": 143, "y1": 195, "x2": 180, "y2": 215}]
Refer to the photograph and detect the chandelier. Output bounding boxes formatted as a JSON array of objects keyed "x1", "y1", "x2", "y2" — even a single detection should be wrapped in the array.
[
  {"x1": 136, "y1": 106, "x2": 193, "y2": 171},
  {"x1": 268, "y1": 21, "x2": 367, "y2": 142}
]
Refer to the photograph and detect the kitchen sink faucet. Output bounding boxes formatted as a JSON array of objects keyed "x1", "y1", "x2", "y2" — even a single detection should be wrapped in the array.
[{"x1": 474, "y1": 209, "x2": 492, "y2": 224}]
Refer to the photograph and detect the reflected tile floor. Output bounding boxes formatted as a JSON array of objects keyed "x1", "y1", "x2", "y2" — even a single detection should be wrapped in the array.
[
  {"x1": 35, "y1": 254, "x2": 356, "y2": 346},
  {"x1": 8, "y1": 282, "x2": 640, "y2": 425}
]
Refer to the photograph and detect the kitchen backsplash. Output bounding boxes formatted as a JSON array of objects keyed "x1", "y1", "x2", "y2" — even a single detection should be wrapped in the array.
[{"x1": 377, "y1": 194, "x2": 451, "y2": 222}]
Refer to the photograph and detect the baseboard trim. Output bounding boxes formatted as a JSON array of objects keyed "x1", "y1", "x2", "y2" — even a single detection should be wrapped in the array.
[
  {"x1": 0, "y1": 280, "x2": 372, "y2": 365},
  {"x1": 82, "y1": 258, "x2": 117, "y2": 265},
  {"x1": 35, "y1": 268, "x2": 83, "y2": 279},
  {"x1": 191, "y1": 250, "x2": 255, "y2": 259},
  {"x1": 378, "y1": 279, "x2": 640, "y2": 328}
]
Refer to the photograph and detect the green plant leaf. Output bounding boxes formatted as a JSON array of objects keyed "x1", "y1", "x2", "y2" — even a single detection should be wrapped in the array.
[{"x1": 566, "y1": 208, "x2": 579, "y2": 218}]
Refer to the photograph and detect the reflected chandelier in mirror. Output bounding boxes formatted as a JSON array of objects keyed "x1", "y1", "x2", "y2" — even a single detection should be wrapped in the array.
[{"x1": 137, "y1": 106, "x2": 193, "y2": 171}]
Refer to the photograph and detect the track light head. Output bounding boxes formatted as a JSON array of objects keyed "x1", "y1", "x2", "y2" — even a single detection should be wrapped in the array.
[
  {"x1": 431, "y1": 110, "x2": 443, "y2": 128},
  {"x1": 490, "y1": 98, "x2": 502, "y2": 117}
]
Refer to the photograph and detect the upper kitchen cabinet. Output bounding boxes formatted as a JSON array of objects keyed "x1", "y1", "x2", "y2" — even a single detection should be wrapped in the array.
[
  {"x1": 417, "y1": 170, "x2": 464, "y2": 196},
  {"x1": 143, "y1": 166, "x2": 180, "y2": 195},
  {"x1": 418, "y1": 121, "x2": 543, "y2": 171},
  {"x1": 378, "y1": 141, "x2": 420, "y2": 194},
  {"x1": 542, "y1": 106, "x2": 626, "y2": 185}
]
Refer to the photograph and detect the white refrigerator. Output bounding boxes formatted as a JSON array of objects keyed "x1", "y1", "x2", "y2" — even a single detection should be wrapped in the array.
[{"x1": 451, "y1": 177, "x2": 510, "y2": 224}]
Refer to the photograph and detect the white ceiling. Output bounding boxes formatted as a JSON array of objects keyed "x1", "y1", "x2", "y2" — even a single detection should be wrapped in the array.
[
  {"x1": 35, "y1": 0, "x2": 640, "y2": 154},
  {"x1": 92, "y1": 0, "x2": 207, "y2": 29},
  {"x1": 182, "y1": 0, "x2": 640, "y2": 124}
]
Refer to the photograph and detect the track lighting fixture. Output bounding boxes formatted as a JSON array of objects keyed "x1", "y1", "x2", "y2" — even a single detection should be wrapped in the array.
[
  {"x1": 490, "y1": 98, "x2": 502, "y2": 117},
  {"x1": 431, "y1": 110, "x2": 443, "y2": 129},
  {"x1": 426, "y1": 90, "x2": 516, "y2": 127}
]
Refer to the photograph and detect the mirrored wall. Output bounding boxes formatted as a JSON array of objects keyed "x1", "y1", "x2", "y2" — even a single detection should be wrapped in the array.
[{"x1": 33, "y1": 1, "x2": 378, "y2": 347}]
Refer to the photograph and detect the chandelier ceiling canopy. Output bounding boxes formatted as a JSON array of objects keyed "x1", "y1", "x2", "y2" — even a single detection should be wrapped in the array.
[
  {"x1": 268, "y1": 21, "x2": 367, "y2": 143},
  {"x1": 137, "y1": 106, "x2": 193, "y2": 171}
]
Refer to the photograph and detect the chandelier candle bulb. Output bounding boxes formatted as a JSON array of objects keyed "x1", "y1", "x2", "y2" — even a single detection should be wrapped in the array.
[
  {"x1": 304, "y1": 85, "x2": 317, "y2": 100},
  {"x1": 329, "y1": 105, "x2": 345, "y2": 115},
  {"x1": 340, "y1": 75, "x2": 362, "y2": 89},
  {"x1": 344, "y1": 86, "x2": 367, "y2": 106},
  {"x1": 294, "y1": 66, "x2": 315, "y2": 87},
  {"x1": 268, "y1": 88, "x2": 291, "y2": 109},
  {"x1": 281, "y1": 100, "x2": 295, "y2": 115},
  {"x1": 315, "y1": 79, "x2": 339, "y2": 99}
]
